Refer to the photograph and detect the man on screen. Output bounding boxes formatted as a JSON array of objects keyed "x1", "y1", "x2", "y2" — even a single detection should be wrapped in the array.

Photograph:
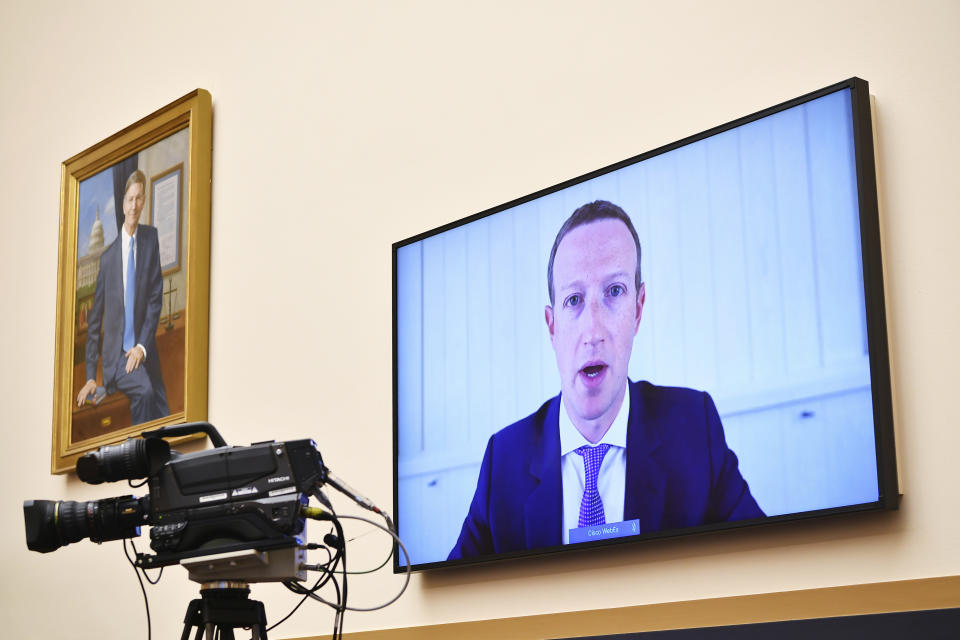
[{"x1": 448, "y1": 200, "x2": 763, "y2": 559}]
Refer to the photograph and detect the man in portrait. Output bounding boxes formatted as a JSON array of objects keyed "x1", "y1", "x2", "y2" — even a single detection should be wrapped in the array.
[
  {"x1": 448, "y1": 200, "x2": 763, "y2": 559},
  {"x1": 77, "y1": 169, "x2": 169, "y2": 425}
]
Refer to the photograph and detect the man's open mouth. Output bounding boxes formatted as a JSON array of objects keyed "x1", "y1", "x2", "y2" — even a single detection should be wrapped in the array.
[{"x1": 581, "y1": 364, "x2": 606, "y2": 378}]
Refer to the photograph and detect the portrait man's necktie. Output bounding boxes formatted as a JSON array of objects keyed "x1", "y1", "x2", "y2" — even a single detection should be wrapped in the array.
[
  {"x1": 123, "y1": 236, "x2": 136, "y2": 354},
  {"x1": 575, "y1": 443, "x2": 612, "y2": 527}
]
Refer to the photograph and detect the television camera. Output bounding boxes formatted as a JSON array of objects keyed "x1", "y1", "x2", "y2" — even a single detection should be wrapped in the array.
[{"x1": 23, "y1": 422, "x2": 398, "y2": 639}]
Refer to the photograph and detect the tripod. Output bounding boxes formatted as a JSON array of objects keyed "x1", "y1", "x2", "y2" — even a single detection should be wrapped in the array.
[{"x1": 181, "y1": 581, "x2": 269, "y2": 640}]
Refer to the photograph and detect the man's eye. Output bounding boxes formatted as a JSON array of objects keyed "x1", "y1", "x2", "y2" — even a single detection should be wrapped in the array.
[
  {"x1": 608, "y1": 284, "x2": 625, "y2": 297},
  {"x1": 564, "y1": 294, "x2": 582, "y2": 308}
]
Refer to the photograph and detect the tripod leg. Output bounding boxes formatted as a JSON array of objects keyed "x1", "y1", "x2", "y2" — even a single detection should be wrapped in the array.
[
  {"x1": 254, "y1": 598, "x2": 268, "y2": 639},
  {"x1": 181, "y1": 598, "x2": 204, "y2": 640}
]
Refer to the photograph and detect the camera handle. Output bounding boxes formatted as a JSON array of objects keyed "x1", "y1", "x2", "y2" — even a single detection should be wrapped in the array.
[
  {"x1": 142, "y1": 422, "x2": 228, "y2": 448},
  {"x1": 180, "y1": 581, "x2": 267, "y2": 640}
]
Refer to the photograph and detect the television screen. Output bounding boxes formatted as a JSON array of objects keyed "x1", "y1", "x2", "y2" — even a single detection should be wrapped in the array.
[{"x1": 393, "y1": 78, "x2": 897, "y2": 571}]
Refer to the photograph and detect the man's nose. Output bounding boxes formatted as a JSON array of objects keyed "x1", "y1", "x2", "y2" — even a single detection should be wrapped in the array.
[{"x1": 581, "y1": 297, "x2": 606, "y2": 346}]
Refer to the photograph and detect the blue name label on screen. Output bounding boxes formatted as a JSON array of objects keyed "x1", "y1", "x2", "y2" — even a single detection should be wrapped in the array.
[{"x1": 569, "y1": 519, "x2": 640, "y2": 544}]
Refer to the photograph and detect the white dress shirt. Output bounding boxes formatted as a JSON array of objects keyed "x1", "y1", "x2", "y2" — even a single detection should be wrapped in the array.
[{"x1": 559, "y1": 388, "x2": 629, "y2": 544}]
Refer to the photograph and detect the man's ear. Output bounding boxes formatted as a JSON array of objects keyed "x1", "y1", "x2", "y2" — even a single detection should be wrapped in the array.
[
  {"x1": 634, "y1": 282, "x2": 646, "y2": 333},
  {"x1": 545, "y1": 305, "x2": 555, "y2": 343}
]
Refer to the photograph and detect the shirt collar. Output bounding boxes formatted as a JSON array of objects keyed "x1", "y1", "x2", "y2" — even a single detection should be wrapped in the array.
[
  {"x1": 121, "y1": 225, "x2": 138, "y2": 244},
  {"x1": 558, "y1": 383, "x2": 630, "y2": 456}
]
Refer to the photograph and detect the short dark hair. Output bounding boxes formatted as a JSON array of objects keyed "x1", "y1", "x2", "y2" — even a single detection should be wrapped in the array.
[
  {"x1": 124, "y1": 169, "x2": 146, "y2": 196},
  {"x1": 546, "y1": 200, "x2": 642, "y2": 305}
]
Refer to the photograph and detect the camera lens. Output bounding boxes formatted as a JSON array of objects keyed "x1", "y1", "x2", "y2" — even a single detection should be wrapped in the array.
[
  {"x1": 76, "y1": 437, "x2": 171, "y2": 484},
  {"x1": 23, "y1": 496, "x2": 144, "y2": 553},
  {"x1": 23, "y1": 500, "x2": 61, "y2": 553}
]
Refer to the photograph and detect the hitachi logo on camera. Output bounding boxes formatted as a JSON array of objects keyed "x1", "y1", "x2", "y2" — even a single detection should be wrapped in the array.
[{"x1": 268, "y1": 476, "x2": 291, "y2": 484}]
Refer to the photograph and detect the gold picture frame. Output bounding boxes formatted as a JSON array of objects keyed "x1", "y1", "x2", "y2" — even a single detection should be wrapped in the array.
[{"x1": 51, "y1": 89, "x2": 212, "y2": 474}]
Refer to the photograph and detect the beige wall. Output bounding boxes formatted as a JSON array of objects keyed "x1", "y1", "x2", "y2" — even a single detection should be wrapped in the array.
[{"x1": 1, "y1": 1, "x2": 958, "y2": 638}]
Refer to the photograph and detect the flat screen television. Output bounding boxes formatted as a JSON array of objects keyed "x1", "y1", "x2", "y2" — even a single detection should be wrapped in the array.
[{"x1": 392, "y1": 77, "x2": 897, "y2": 572}]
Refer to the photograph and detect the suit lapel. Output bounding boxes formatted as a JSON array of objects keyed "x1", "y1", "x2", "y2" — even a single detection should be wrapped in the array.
[
  {"x1": 524, "y1": 396, "x2": 563, "y2": 549},
  {"x1": 134, "y1": 228, "x2": 146, "y2": 314},
  {"x1": 108, "y1": 239, "x2": 123, "y2": 300},
  {"x1": 624, "y1": 382, "x2": 667, "y2": 534}
]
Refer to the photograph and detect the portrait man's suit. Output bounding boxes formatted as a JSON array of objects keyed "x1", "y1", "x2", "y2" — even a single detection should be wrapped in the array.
[
  {"x1": 85, "y1": 224, "x2": 169, "y2": 424},
  {"x1": 449, "y1": 380, "x2": 764, "y2": 559}
]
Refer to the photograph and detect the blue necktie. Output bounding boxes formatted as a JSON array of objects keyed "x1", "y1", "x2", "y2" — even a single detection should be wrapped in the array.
[
  {"x1": 575, "y1": 443, "x2": 612, "y2": 527},
  {"x1": 123, "y1": 236, "x2": 136, "y2": 353}
]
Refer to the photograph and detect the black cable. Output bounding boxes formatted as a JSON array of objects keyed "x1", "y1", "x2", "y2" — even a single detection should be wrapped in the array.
[
  {"x1": 278, "y1": 560, "x2": 344, "y2": 638},
  {"x1": 143, "y1": 567, "x2": 163, "y2": 585},
  {"x1": 332, "y1": 514, "x2": 347, "y2": 640},
  {"x1": 266, "y1": 588, "x2": 313, "y2": 632},
  {"x1": 304, "y1": 494, "x2": 346, "y2": 639},
  {"x1": 129, "y1": 540, "x2": 164, "y2": 585},
  {"x1": 308, "y1": 543, "x2": 335, "y2": 568},
  {"x1": 268, "y1": 544, "x2": 340, "y2": 632},
  {"x1": 293, "y1": 515, "x2": 412, "y2": 612},
  {"x1": 345, "y1": 548, "x2": 391, "y2": 575},
  {"x1": 271, "y1": 490, "x2": 412, "y2": 634},
  {"x1": 329, "y1": 572, "x2": 342, "y2": 639},
  {"x1": 342, "y1": 530, "x2": 393, "y2": 574},
  {"x1": 122, "y1": 539, "x2": 151, "y2": 640},
  {"x1": 318, "y1": 490, "x2": 346, "y2": 640},
  {"x1": 271, "y1": 565, "x2": 337, "y2": 631},
  {"x1": 282, "y1": 545, "x2": 340, "y2": 600},
  {"x1": 311, "y1": 474, "x2": 410, "y2": 597},
  {"x1": 283, "y1": 517, "x2": 347, "y2": 639}
]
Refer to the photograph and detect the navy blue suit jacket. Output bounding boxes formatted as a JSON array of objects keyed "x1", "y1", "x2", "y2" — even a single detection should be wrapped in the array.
[
  {"x1": 85, "y1": 225, "x2": 166, "y2": 400},
  {"x1": 448, "y1": 380, "x2": 764, "y2": 559}
]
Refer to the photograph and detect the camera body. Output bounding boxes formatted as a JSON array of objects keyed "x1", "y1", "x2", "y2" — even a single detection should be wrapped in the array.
[
  {"x1": 144, "y1": 437, "x2": 325, "y2": 567},
  {"x1": 24, "y1": 424, "x2": 328, "y2": 572}
]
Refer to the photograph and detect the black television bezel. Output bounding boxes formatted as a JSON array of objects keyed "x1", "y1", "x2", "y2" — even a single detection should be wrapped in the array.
[{"x1": 391, "y1": 77, "x2": 898, "y2": 573}]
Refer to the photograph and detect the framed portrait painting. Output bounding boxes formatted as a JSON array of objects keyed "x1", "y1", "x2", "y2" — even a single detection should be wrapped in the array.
[{"x1": 51, "y1": 90, "x2": 212, "y2": 473}]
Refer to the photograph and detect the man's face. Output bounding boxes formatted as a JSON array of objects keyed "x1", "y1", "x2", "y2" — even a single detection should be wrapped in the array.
[
  {"x1": 122, "y1": 182, "x2": 145, "y2": 231},
  {"x1": 545, "y1": 218, "x2": 644, "y2": 436}
]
